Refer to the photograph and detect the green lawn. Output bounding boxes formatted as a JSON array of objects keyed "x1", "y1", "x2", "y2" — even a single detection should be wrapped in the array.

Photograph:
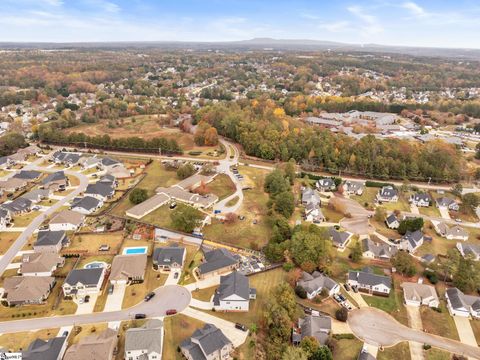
[
  {"x1": 0, "y1": 328, "x2": 59, "y2": 352},
  {"x1": 12, "y1": 211, "x2": 41, "y2": 227},
  {"x1": 225, "y1": 196, "x2": 239, "y2": 207},
  {"x1": 378, "y1": 342, "x2": 411, "y2": 360},
  {"x1": 191, "y1": 286, "x2": 215, "y2": 302},
  {"x1": 179, "y1": 245, "x2": 203, "y2": 285},
  {"x1": 418, "y1": 206, "x2": 441, "y2": 218},
  {"x1": 470, "y1": 319, "x2": 480, "y2": 346},
  {"x1": 331, "y1": 338, "x2": 364, "y2": 360},
  {"x1": 381, "y1": 195, "x2": 410, "y2": 212},
  {"x1": 420, "y1": 302, "x2": 459, "y2": 340},
  {"x1": 425, "y1": 348, "x2": 452, "y2": 360},
  {"x1": 0, "y1": 232, "x2": 21, "y2": 255},
  {"x1": 322, "y1": 206, "x2": 345, "y2": 222},
  {"x1": 362, "y1": 282, "x2": 409, "y2": 326},
  {"x1": 205, "y1": 174, "x2": 236, "y2": 200},
  {"x1": 352, "y1": 187, "x2": 378, "y2": 209}
]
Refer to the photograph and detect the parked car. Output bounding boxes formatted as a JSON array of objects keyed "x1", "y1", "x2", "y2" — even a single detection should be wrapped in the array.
[
  {"x1": 333, "y1": 294, "x2": 342, "y2": 303},
  {"x1": 134, "y1": 314, "x2": 146, "y2": 319},
  {"x1": 352, "y1": 286, "x2": 359, "y2": 293},
  {"x1": 108, "y1": 284, "x2": 114, "y2": 295},
  {"x1": 62, "y1": 331, "x2": 69, "y2": 337},
  {"x1": 343, "y1": 283, "x2": 351, "y2": 291},
  {"x1": 84, "y1": 295, "x2": 90, "y2": 303},
  {"x1": 455, "y1": 218, "x2": 462, "y2": 223},
  {"x1": 169, "y1": 202, "x2": 177, "y2": 209},
  {"x1": 235, "y1": 323, "x2": 248, "y2": 331},
  {"x1": 144, "y1": 292, "x2": 155, "y2": 302},
  {"x1": 338, "y1": 294, "x2": 347, "y2": 302},
  {"x1": 174, "y1": 272, "x2": 179, "y2": 279},
  {"x1": 166, "y1": 309, "x2": 177, "y2": 315},
  {"x1": 99, "y1": 244, "x2": 110, "y2": 251}
]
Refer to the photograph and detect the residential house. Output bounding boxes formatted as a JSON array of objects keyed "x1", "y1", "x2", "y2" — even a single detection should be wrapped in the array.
[
  {"x1": 1, "y1": 197, "x2": 32, "y2": 215},
  {"x1": 347, "y1": 268, "x2": 391, "y2": 295},
  {"x1": 19, "y1": 252, "x2": 64, "y2": 276},
  {"x1": 385, "y1": 214, "x2": 400, "y2": 229},
  {"x1": 409, "y1": 193, "x2": 431, "y2": 207},
  {"x1": 293, "y1": 315, "x2": 331, "y2": 346},
  {"x1": 21, "y1": 189, "x2": 51, "y2": 203},
  {"x1": 297, "y1": 271, "x2": 340, "y2": 299},
  {"x1": 0, "y1": 156, "x2": 14, "y2": 169},
  {"x1": 156, "y1": 186, "x2": 218, "y2": 209},
  {"x1": 316, "y1": 178, "x2": 336, "y2": 192},
  {"x1": 362, "y1": 238, "x2": 397, "y2": 260},
  {"x1": 41, "y1": 171, "x2": 68, "y2": 191},
  {"x1": 22, "y1": 335, "x2": 68, "y2": 360},
  {"x1": 376, "y1": 186, "x2": 399, "y2": 203},
  {"x1": 3, "y1": 276, "x2": 56, "y2": 306},
  {"x1": 180, "y1": 324, "x2": 233, "y2": 360},
  {"x1": 85, "y1": 182, "x2": 115, "y2": 201},
  {"x1": 16, "y1": 145, "x2": 41, "y2": 160},
  {"x1": 301, "y1": 187, "x2": 321, "y2": 206},
  {"x1": 197, "y1": 248, "x2": 239, "y2": 279},
  {"x1": 63, "y1": 267, "x2": 106, "y2": 297},
  {"x1": 432, "y1": 220, "x2": 469, "y2": 241},
  {"x1": 52, "y1": 151, "x2": 81, "y2": 166},
  {"x1": 213, "y1": 271, "x2": 255, "y2": 312},
  {"x1": 70, "y1": 196, "x2": 103, "y2": 214},
  {"x1": 329, "y1": 227, "x2": 353, "y2": 251},
  {"x1": 98, "y1": 174, "x2": 118, "y2": 187},
  {"x1": 446, "y1": 287, "x2": 480, "y2": 318},
  {"x1": 456, "y1": 243, "x2": 480, "y2": 261},
  {"x1": 126, "y1": 193, "x2": 170, "y2": 219},
  {"x1": 400, "y1": 230, "x2": 424, "y2": 253},
  {"x1": 48, "y1": 210, "x2": 85, "y2": 231},
  {"x1": 0, "y1": 208, "x2": 12, "y2": 230},
  {"x1": 125, "y1": 319, "x2": 164, "y2": 360},
  {"x1": 435, "y1": 197, "x2": 460, "y2": 211},
  {"x1": 110, "y1": 254, "x2": 147, "y2": 285},
  {"x1": 64, "y1": 328, "x2": 118, "y2": 360},
  {"x1": 174, "y1": 174, "x2": 215, "y2": 191},
  {"x1": 152, "y1": 246, "x2": 186, "y2": 272},
  {"x1": 79, "y1": 156, "x2": 102, "y2": 170},
  {"x1": 343, "y1": 180, "x2": 365, "y2": 196},
  {"x1": 0, "y1": 177, "x2": 28, "y2": 193},
  {"x1": 401, "y1": 282, "x2": 439, "y2": 308},
  {"x1": 305, "y1": 202, "x2": 325, "y2": 223},
  {"x1": 13, "y1": 170, "x2": 42, "y2": 181},
  {"x1": 34, "y1": 230, "x2": 69, "y2": 253}
]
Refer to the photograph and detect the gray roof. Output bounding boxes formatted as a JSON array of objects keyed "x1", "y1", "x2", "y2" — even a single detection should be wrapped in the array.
[
  {"x1": 181, "y1": 324, "x2": 231, "y2": 359},
  {"x1": 23, "y1": 336, "x2": 67, "y2": 360},
  {"x1": 302, "y1": 187, "x2": 320, "y2": 205},
  {"x1": 436, "y1": 197, "x2": 457, "y2": 207},
  {"x1": 348, "y1": 268, "x2": 391, "y2": 289},
  {"x1": 446, "y1": 287, "x2": 480, "y2": 312},
  {"x1": 362, "y1": 238, "x2": 397, "y2": 259},
  {"x1": 152, "y1": 246, "x2": 185, "y2": 266},
  {"x1": 344, "y1": 181, "x2": 364, "y2": 192},
  {"x1": 101, "y1": 157, "x2": 120, "y2": 166},
  {"x1": 13, "y1": 170, "x2": 41, "y2": 180},
  {"x1": 53, "y1": 151, "x2": 80, "y2": 164},
  {"x1": 402, "y1": 230, "x2": 424, "y2": 249},
  {"x1": 35, "y1": 230, "x2": 67, "y2": 247},
  {"x1": 213, "y1": 271, "x2": 249, "y2": 305},
  {"x1": 65, "y1": 268, "x2": 104, "y2": 286},
  {"x1": 385, "y1": 214, "x2": 398, "y2": 225},
  {"x1": 298, "y1": 315, "x2": 331, "y2": 345},
  {"x1": 85, "y1": 182, "x2": 114, "y2": 197},
  {"x1": 0, "y1": 208, "x2": 9, "y2": 219},
  {"x1": 298, "y1": 271, "x2": 338, "y2": 294},
  {"x1": 125, "y1": 319, "x2": 163, "y2": 355},
  {"x1": 1, "y1": 197, "x2": 32, "y2": 213},
  {"x1": 329, "y1": 227, "x2": 352, "y2": 247},
  {"x1": 316, "y1": 178, "x2": 335, "y2": 188},
  {"x1": 99, "y1": 174, "x2": 116, "y2": 184},
  {"x1": 41, "y1": 171, "x2": 66, "y2": 185},
  {"x1": 198, "y1": 248, "x2": 238, "y2": 275},
  {"x1": 21, "y1": 189, "x2": 50, "y2": 202},
  {"x1": 71, "y1": 196, "x2": 101, "y2": 212},
  {"x1": 411, "y1": 192, "x2": 431, "y2": 203},
  {"x1": 378, "y1": 186, "x2": 398, "y2": 199}
]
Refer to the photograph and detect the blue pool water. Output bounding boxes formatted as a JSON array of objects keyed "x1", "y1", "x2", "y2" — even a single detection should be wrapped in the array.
[
  {"x1": 123, "y1": 247, "x2": 147, "y2": 255},
  {"x1": 84, "y1": 261, "x2": 106, "y2": 269}
]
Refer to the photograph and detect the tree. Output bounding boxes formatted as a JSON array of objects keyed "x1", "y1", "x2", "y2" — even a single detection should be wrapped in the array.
[
  {"x1": 300, "y1": 336, "x2": 319, "y2": 357},
  {"x1": 397, "y1": 217, "x2": 424, "y2": 235},
  {"x1": 391, "y1": 252, "x2": 417, "y2": 277},
  {"x1": 451, "y1": 183, "x2": 463, "y2": 197},
  {"x1": 282, "y1": 347, "x2": 308, "y2": 360},
  {"x1": 284, "y1": 159, "x2": 296, "y2": 185},
  {"x1": 170, "y1": 205, "x2": 203, "y2": 233},
  {"x1": 374, "y1": 207, "x2": 386, "y2": 222},
  {"x1": 350, "y1": 241, "x2": 363, "y2": 263},
  {"x1": 335, "y1": 307, "x2": 348, "y2": 322},
  {"x1": 295, "y1": 285, "x2": 307, "y2": 299},
  {"x1": 274, "y1": 191, "x2": 295, "y2": 218},
  {"x1": 310, "y1": 346, "x2": 333, "y2": 360},
  {"x1": 128, "y1": 188, "x2": 148, "y2": 204},
  {"x1": 453, "y1": 257, "x2": 480, "y2": 293},
  {"x1": 204, "y1": 127, "x2": 219, "y2": 146},
  {"x1": 461, "y1": 193, "x2": 479, "y2": 214},
  {"x1": 264, "y1": 169, "x2": 290, "y2": 195},
  {"x1": 176, "y1": 163, "x2": 196, "y2": 180},
  {"x1": 290, "y1": 227, "x2": 332, "y2": 269}
]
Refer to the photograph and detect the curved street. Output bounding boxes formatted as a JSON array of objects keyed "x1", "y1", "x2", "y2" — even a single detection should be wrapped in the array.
[
  {"x1": 0, "y1": 163, "x2": 90, "y2": 276},
  {"x1": 348, "y1": 307, "x2": 480, "y2": 359},
  {"x1": 0, "y1": 285, "x2": 191, "y2": 334}
]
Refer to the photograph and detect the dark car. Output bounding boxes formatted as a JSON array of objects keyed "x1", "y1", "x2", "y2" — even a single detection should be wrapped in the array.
[
  {"x1": 169, "y1": 202, "x2": 177, "y2": 209},
  {"x1": 166, "y1": 309, "x2": 177, "y2": 315},
  {"x1": 235, "y1": 323, "x2": 248, "y2": 331},
  {"x1": 134, "y1": 313, "x2": 146, "y2": 319},
  {"x1": 343, "y1": 283, "x2": 351, "y2": 291},
  {"x1": 144, "y1": 292, "x2": 155, "y2": 302},
  {"x1": 352, "y1": 286, "x2": 359, "y2": 293},
  {"x1": 174, "y1": 272, "x2": 179, "y2": 279},
  {"x1": 84, "y1": 295, "x2": 90, "y2": 303}
]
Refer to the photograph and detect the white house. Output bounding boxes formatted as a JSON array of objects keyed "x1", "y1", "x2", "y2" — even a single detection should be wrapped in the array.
[
  {"x1": 347, "y1": 268, "x2": 391, "y2": 295},
  {"x1": 213, "y1": 271, "x2": 255, "y2": 312},
  {"x1": 63, "y1": 268, "x2": 106, "y2": 298},
  {"x1": 446, "y1": 287, "x2": 480, "y2": 318},
  {"x1": 125, "y1": 320, "x2": 164, "y2": 360},
  {"x1": 297, "y1": 271, "x2": 340, "y2": 299},
  {"x1": 401, "y1": 282, "x2": 439, "y2": 308},
  {"x1": 376, "y1": 186, "x2": 398, "y2": 203},
  {"x1": 49, "y1": 210, "x2": 85, "y2": 232},
  {"x1": 409, "y1": 193, "x2": 431, "y2": 207}
]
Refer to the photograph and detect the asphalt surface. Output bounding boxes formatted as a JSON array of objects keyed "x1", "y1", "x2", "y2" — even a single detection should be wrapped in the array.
[
  {"x1": 349, "y1": 307, "x2": 480, "y2": 359},
  {"x1": 0, "y1": 285, "x2": 191, "y2": 334},
  {"x1": 0, "y1": 161, "x2": 89, "y2": 276}
]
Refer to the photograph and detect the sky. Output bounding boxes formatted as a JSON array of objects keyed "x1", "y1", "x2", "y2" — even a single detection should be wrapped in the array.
[{"x1": 1, "y1": 0, "x2": 480, "y2": 48}]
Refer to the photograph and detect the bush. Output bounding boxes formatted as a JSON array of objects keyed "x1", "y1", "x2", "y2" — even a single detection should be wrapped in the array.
[
  {"x1": 332, "y1": 333, "x2": 355, "y2": 340},
  {"x1": 295, "y1": 285, "x2": 307, "y2": 299},
  {"x1": 423, "y1": 344, "x2": 432, "y2": 350},
  {"x1": 424, "y1": 270, "x2": 438, "y2": 284},
  {"x1": 335, "y1": 307, "x2": 348, "y2": 322},
  {"x1": 283, "y1": 262, "x2": 295, "y2": 272},
  {"x1": 129, "y1": 188, "x2": 148, "y2": 204},
  {"x1": 365, "y1": 181, "x2": 394, "y2": 188}
]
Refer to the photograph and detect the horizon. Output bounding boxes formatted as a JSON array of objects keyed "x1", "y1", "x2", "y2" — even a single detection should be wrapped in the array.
[{"x1": 2, "y1": 1, "x2": 480, "y2": 49}]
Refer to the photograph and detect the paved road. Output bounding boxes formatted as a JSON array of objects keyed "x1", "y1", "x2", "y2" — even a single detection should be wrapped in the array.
[
  {"x1": 349, "y1": 307, "x2": 480, "y2": 358},
  {"x1": 0, "y1": 165, "x2": 89, "y2": 276},
  {"x1": 213, "y1": 139, "x2": 244, "y2": 214},
  {"x1": 0, "y1": 285, "x2": 191, "y2": 334}
]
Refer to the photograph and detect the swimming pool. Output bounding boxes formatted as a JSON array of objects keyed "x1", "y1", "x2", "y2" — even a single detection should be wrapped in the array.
[
  {"x1": 123, "y1": 246, "x2": 148, "y2": 255},
  {"x1": 84, "y1": 261, "x2": 107, "y2": 269}
]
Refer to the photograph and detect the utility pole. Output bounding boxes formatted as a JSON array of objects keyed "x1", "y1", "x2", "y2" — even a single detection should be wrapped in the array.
[
  {"x1": 158, "y1": 147, "x2": 162, "y2": 156},
  {"x1": 427, "y1": 177, "x2": 431, "y2": 185}
]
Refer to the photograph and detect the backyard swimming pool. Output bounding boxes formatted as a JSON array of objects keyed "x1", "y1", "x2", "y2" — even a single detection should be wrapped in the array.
[
  {"x1": 84, "y1": 261, "x2": 107, "y2": 269},
  {"x1": 123, "y1": 246, "x2": 148, "y2": 255}
]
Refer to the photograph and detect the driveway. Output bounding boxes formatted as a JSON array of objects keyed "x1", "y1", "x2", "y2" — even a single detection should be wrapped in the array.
[
  {"x1": 0, "y1": 166, "x2": 89, "y2": 275},
  {"x1": 164, "y1": 269, "x2": 181, "y2": 286},
  {"x1": 74, "y1": 294, "x2": 99, "y2": 315},
  {"x1": 340, "y1": 217, "x2": 374, "y2": 236},
  {"x1": 182, "y1": 306, "x2": 248, "y2": 347},
  {"x1": 348, "y1": 307, "x2": 480, "y2": 358},
  {"x1": 410, "y1": 204, "x2": 420, "y2": 215},
  {"x1": 189, "y1": 298, "x2": 213, "y2": 310},
  {"x1": 348, "y1": 291, "x2": 370, "y2": 308},
  {"x1": 438, "y1": 206, "x2": 451, "y2": 220},
  {"x1": 0, "y1": 285, "x2": 191, "y2": 334},
  {"x1": 406, "y1": 305, "x2": 425, "y2": 360},
  {"x1": 184, "y1": 274, "x2": 222, "y2": 291},
  {"x1": 104, "y1": 283, "x2": 126, "y2": 312},
  {"x1": 453, "y1": 316, "x2": 478, "y2": 359}
]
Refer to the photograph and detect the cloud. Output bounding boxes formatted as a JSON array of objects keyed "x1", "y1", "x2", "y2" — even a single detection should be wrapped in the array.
[
  {"x1": 83, "y1": 0, "x2": 121, "y2": 13},
  {"x1": 402, "y1": 1, "x2": 427, "y2": 17},
  {"x1": 318, "y1": 21, "x2": 350, "y2": 33},
  {"x1": 347, "y1": 5, "x2": 383, "y2": 35},
  {"x1": 42, "y1": 0, "x2": 63, "y2": 6}
]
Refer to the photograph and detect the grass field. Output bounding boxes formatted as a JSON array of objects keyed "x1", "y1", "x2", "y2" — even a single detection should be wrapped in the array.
[
  {"x1": 353, "y1": 187, "x2": 378, "y2": 209},
  {"x1": 418, "y1": 206, "x2": 441, "y2": 218},
  {"x1": 470, "y1": 319, "x2": 480, "y2": 345},
  {"x1": 203, "y1": 166, "x2": 271, "y2": 249},
  {"x1": 225, "y1": 196, "x2": 239, "y2": 207},
  {"x1": 0, "y1": 328, "x2": 59, "y2": 351},
  {"x1": 420, "y1": 302, "x2": 459, "y2": 340},
  {"x1": 68, "y1": 232, "x2": 124, "y2": 253},
  {"x1": 12, "y1": 211, "x2": 41, "y2": 227},
  {"x1": 322, "y1": 206, "x2": 345, "y2": 222},
  {"x1": 191, "y1": 286, "x2": 215, "y2": 302},
  {"x1": 162, "y1": 314, "x2": 205, "y2": 360},
  {"x1": 331, "y1": 338, "x2": 364, "y2": 360},
  {"x1": 425, "y1": 349, "x2": 451, "y2": 360},
  {"x1": 381, "y1": 195, "x2": 411, "y2": 212},
  {"x1": 179, "y1": 245, "x2": 203, "y2": 285},
  {"x1": 0, "y1": 232, "x2": 21, "y2": 255},
  {"x1": 378, "y1": 342, "x2": 411, "y2": 360},
  {"x1": 68, "y1": 323, "x2": 108, "y2": 345},
  {"x1": 203, "y1": 174, "x2": 236, "y2": 200}
]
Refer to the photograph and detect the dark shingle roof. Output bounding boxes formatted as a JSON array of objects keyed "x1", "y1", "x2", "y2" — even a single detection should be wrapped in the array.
[
  {"x1": 23, "y1": 336, "x2": 67, "y2": 360},
  {"x1": 181, "y1": 324, "x2": 231, "y2": 359},
  {"x1": 1, "y1": 197, "x2": 32, "y2": 213},
  {"x1": 71, "y1": 196, "x2": 101, "y2": 212},
  {"x1": 213, "y1": 271, "x2": 249, "y2": 305},
  {"x1": 198, "y1": 248, "x2": 238, "y2": 275},
  {"x1": 65, "y1": 268, "x2": 104, "y2": 286},
  {"x1": 13, "y1": 170, "x2": 41, "y2": 180},
  {"x1": 41, "y1": 171, "x2": 66, "y2": 185},
  {"x1": 35, "y1": 230, "x2": 67, "y2": 247},
  {"x1": 328, "y1": 227, "x2": 352, "y2": 247},
  {"x1": 152, "y1": 247, "x2": 185, "y2": 266},
  {"x1": 348, "y1": 268, "x2": 391, "y2": 289},
  {"x1": 85, "y1": 182, "x2": 114, "y2": 198}
]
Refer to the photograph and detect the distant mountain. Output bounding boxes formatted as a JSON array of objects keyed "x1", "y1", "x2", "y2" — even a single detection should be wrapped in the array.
[{"x1": 1, "y1": 38, "x2": 480, "y2": 60}]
